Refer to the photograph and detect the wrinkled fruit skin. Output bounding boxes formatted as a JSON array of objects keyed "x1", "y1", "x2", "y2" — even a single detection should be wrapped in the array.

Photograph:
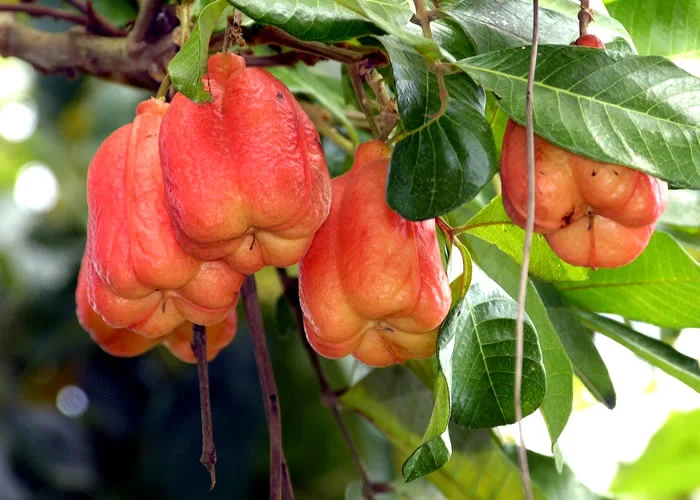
[
  {"x1": 81, "y1": 98, "x2": 241, "y2": 360},
  {"x1": 159, "y1": 53, "x2": 332, "y2": 275},
  {"x1": 77, "y1": 255, "x2": 236, "y2": 362},
  {"x1": 500, "y1": 35, "x2": 668, "y2": 268},
  {"x1": 298, "y1": 141, "x2": 451, "y2": 367}
]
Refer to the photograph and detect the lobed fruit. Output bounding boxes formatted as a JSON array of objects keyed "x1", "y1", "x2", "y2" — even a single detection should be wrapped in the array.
[
  {"x1": 500, "y1": 35, "x2": 668, "y2": 268},
  {"x1": 85, "y1": 98, "x2": 243, "y2": 337},
  {"x1": 298, "y1": 141, "x2": 451, "y2": 367},
  {"x1": 77, "y1": 254, "x2": 236, "y2": 362},
  {"x1": 159, "y1": 53, "x2": 332, "y2": 275}
]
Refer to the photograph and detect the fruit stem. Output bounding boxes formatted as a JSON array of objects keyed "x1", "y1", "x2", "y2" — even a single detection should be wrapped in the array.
[
  {"x1": 578, "y1": 0, "x2": 593, "y2": 37},
  {"x1": 241, "y1": 275, "x2": 293, "y2": 500},
  {"x1": 191, "y1": 324, "x2": 217, "y2": 490},
  {"x1": 299, "y1": 101, "x2": 355, "y2": 154},
  {"x1": 276, "y1": 268, "x2": 389, "y2": 500},
  {"x1": 513, "y1": 1, "x2": 539, "y2": 499}
]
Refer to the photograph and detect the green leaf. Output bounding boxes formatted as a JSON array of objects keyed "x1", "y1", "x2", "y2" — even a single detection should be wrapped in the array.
[
  {"x1": 341, "y1": 366, "x2": 547, "y2": 499},
  {"x1": 337, "y1": 0, "x2": 441, "y2": 61},
  {"x1": 381, "y1": 36, "x2": 497, "y2": 220},
  {"x1": 556, "y1": 232, "x2": 700, "y2": 329},
  {"x1": 535, "y1": 283, "x2": 616, "y2": 409},
  {"x1": 443, "y1": 0, "x2": 633, "y2": 54},
  {"x1": 455, "y1": 46, "x2": 700, "y2": 188},
  {"x1": 467, "y1": 237, "x2": 573, "y2": 445},
  {"x1": 401, "y1": 374, "x2": 452, "y2": 481},
  {"x1": 503, "y1": 446, "x2": 608, "y2": 500},
  {"x1": 226, "y1": 0, "x2": 378, "y2": 42},
  {"x1": 611, "y1": 409, "x2": 700, "y2": 496},
  {"x1": 270, "y1": 64, "x2": 358, "y2": 144},
  {"x1": 461, "y1": 196, "x2": 591, "y2": 282},
  {"x1": 445, "y1": 266, "x2": 547, "y2": 429},
  {"x1": 575, "y1": 310, "x2": 700, "y2": 392},
  {"x1": 91, "y1": 0, "x2": 138, "y2": 26},
  {"x1": 605, "y1": 0, "x2": 700, "y2": 59},
  {"x1": 167, "y1": 0, "x2": 230, "y2": 102}
]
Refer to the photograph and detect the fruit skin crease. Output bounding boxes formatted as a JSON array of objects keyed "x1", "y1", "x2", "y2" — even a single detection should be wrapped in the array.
[
  {"x1": 298, "y1": 140, "x2": 452, "y2": 367},
  {"x1": 76, "y1": 253, "x2": 236, "y2": 363},
  {"x1": 159, "y1": 53, "x2": 332, "y2": 275},
  {"x1": 499, "y1": 34, "x2": 668, "y2": 269},
  {"x1": 84, "y1": 97, "x2": 243, "y2": 342}
]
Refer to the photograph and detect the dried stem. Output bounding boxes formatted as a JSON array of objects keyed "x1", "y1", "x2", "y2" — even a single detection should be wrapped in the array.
[
  {"x1": 347, "y1": 62, "x2": 380, "y2": 138},
  {"x1": 578, "y1": 0, "x2": 593, "y2": 37},
  {"x1": 191, "y1": 325, "x2": 217, "y2": 490},
  {"x1": 358, "y1": 61, "x2": 397, "y2": 141},
  {"x1": 276, "y1": 268, "x2": 391, "y2": 500},
  {"x1": 241, "y1": 275, "x2": 292, "y2": 500},
  {"x1": 514, "y1": 1, "x2": 539, "y2": 499}
]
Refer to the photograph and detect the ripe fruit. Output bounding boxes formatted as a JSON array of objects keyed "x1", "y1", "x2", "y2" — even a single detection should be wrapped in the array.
[
  {"x1": 85, "y1": 98, "x2": 243, "y2": 337},
  {"x1": 298, "y1": 141, "x2": 451, "y2": 367},
  {"x1": 77, "y1": 255, "x2": 236, "y2": 362},
  {"x1": 500, "y1": 35, "x2": 668, "y2": 268},
  {"x1": 159, "y1": 53, "x2": 331, "y2": 275}
]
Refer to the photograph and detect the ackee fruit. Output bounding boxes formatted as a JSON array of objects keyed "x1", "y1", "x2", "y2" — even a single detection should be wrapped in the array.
[
  {"x1": 298, "y1": 141, "x2": 451, "y2": 367},
  {"x1": 159, "y1": 53, "x2": 332, "y2": 275},
  {"x1": 499, "y1": 35, "x2": 668, "y2": 268}
]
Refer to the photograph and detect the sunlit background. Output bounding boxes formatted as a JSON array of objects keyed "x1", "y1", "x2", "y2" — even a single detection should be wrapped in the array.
[{"x1": 0, "y1": 18, "x2": 699, "y2": 499}]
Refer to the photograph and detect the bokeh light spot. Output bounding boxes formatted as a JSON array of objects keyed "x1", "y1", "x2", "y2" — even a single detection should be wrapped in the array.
[
  {"x1": 56, "y1": 385, "x2": 89, "y2": 418},
  {"x1": 0, "y1": 101, "x2": 38, "y2": 142},
  {"x1": 13, "y1": 162, "x2": 60, "y2": 213}
]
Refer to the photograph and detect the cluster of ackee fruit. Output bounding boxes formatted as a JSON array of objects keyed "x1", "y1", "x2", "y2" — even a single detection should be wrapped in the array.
[
  {"x1": 77, "y1": 53, "x2": 451, "y2": 367},
  {"x1": 77, "y1": 36, "x2": 667, "y2": 366}
]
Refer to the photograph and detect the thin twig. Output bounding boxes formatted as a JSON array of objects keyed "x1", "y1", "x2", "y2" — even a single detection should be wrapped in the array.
[
  {"x1": 514, "y1": 1, "x2": 539, "y2": 499},
  {"x1": 241, "y1": 275, "x2": 292, "y2": 500},
  {"x1": 412, "y1": 0, "x2": 449, "y2": 121},
  {"x1": 347, "y1": 62, "x2": 380, "y2": 138},
  {"x1": 578, "y1": 0, "x2": 593, "y2": 37},
  {"x1": 191, "y1": 325, "x2": 217, "y2": 489},
  {"x1": 276, "y1": 268, "x2": 391, "y2": 500},
  {"x1": 358, "y1": 61, "x2": 398, "y2": 141}
]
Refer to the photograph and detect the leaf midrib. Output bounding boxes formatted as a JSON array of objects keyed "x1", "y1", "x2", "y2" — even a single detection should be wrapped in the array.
[
  {"x1": 458, "y1": 51, "x2": 700, "y2": 131},
  {"x1": 558, "y1": 276, "x2": 699, "y2": 291}
]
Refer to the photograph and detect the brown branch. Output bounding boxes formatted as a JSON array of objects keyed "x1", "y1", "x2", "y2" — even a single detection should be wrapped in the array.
[
  {"x1": 241, "y1": 275, "x2": 292, "y2": 500},
  {"x1": 128, "y1": 0, "x2": 165, "y2": 52},
  {"x1": 578, "y1": 0, "x2": 593, "y2": 37},
  {"x1": 276, "y1": 268, "x2": 392, "y2": 500},
  {"x1": 191, "y1": 325, "x2": 217, "y2": 489},
  {"x1": 514, "y1": 1, "x2": 539, "y2": 499},
  {"x1": 0, "y1": 13, "x2": 176, "y2": 90}
]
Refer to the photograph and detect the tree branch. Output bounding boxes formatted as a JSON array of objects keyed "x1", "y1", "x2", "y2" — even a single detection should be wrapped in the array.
[
  {"x1": 127, "y1": 0, "x2": 165, "y2": 52},
  {"x1": 0, "y1": 13, "x2": 176, "y2": 90},
  {"x1": 514, "y1": 1, "x2": 539, "y2": 499},
  {"x1": 276, "y1": 268, "x2": 391, "y2": 500},
  {"x1": 241, "y1": 275, "x2": 292, "y2": 500}
]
